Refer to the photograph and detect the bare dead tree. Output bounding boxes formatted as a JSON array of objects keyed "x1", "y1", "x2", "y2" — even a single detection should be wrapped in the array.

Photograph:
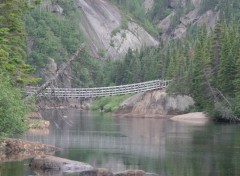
[
  {"x1": 203, "y1": 67, "x2": 240, "y2": 122},
  {"x1": 24, "y1": 45, "x2": 85, "y2": 102}
]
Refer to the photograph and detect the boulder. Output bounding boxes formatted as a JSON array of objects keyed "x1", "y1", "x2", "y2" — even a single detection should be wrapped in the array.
[
  {"x1": 28, "y1": 119, "x2": 50, "y2": 128},
  {"x1": 79, "y1": 169, "x2": 146, "y2": 176},
  {"x1": 27, "y1": 128, "x2": 50, "y2": 136},
  {"x1": 79, "y1": 168, "x2": 113, "y2": 176},
  {"x1": 0, "y1": 150, "x2": 54, "y2": 163},
  {"x1": 171, "y1": 112, "x2": 209, "y2": 125},
  {"x1": 114, "y1": 170, "x2": 145, "y2": 176},
  {"x1": 27, "y1": 112, "x2": 42, "y2": 119},
  {"x1": 1, "y1": 138, "x2": 60, "y2": 154},
  {"x1": 29, "y1": 155, "x2": 94, "y2": 173},
  {"x1": 143, "y1": 0, "x2": 154, "y2": 12},
  {"x1": 116, "y1": 90, "x2": 194, "y2": 117},
  {"x1": 196, "y1": 10, "x2": 220, "y2": 31},
  {"x1": 158, "y1": 12, "x2": 175, "y2": 33},
  {"x1": 51, "y1": 4, "x2": 63, "y2": 15}
]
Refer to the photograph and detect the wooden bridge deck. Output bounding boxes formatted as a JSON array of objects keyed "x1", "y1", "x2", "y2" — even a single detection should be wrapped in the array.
[{"x1": 26, "y1": 80, "x2": 171, "y2": 98}]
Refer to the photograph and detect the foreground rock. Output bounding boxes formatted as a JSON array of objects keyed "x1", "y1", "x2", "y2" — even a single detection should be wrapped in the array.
[
  {"x1": 27, "y1": 128, "x2": 50, "y2": 136},
  {"x1": 115, "y1": 90, "x2": 194, "y2": 117},
  {"x1": 79, "y1": 168, "x2": 114, "y2": 176},
  {"x1": 0, "y1": 138, "x2": 60, "y2": 154},
  {"x1": 30, "y1": 156, "x2": 146, "y2": 176},
  {"x1": 29, "y1": 155, "x2": 94, "y2": 173},
  {"x1": 79, "y1": 169, "x2": 146, "y2": 176},
  {"x1": 0, "y1": 151, "x2": 55, "y2": 163},
  {"x1": 26, "y1": 112, "x2": 42, "y2": 119},
  {"x1": 0, "y1": 139, "x2": 60, "y2": 164},
  {"x1": 28, "y1": 119, "x2": 50, "y2": 128},
  {"x1": 171, "y1": 112, "x2": 209, "y2": 125},
  {"x1": 114, "y1": 170, "x2": 146, "y2": 176}
]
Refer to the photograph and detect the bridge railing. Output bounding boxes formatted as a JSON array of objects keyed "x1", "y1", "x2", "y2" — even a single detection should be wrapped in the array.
[{"x1": 26, "y1": 80, "x2": 171, "y2": 98}]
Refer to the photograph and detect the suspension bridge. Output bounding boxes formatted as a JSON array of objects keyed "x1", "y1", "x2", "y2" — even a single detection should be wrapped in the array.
[{"x1": 26, "y1": 79, "x2": 171, "y2": 98}]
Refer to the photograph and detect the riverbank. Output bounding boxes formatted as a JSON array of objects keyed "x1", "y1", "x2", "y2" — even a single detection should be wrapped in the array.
[{"x1": 170, "y1": 112, "x2": 209, "y2": 125}]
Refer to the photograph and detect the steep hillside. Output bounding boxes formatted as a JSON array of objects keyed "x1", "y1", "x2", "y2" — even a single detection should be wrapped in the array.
[
  {"x1": 152, "y1": 0, "x2": 239, "y2": 41},
  {"x1": 152, "y1": 0, "x2": 218, "y2": 40},
  {"x1": 24, "y1": 0, "x2": 103, "y2": 87},
  {"x1": 76, "y1": 0, "x2": 158, "y2": 59},
  {"x1": 99, "y1": 0, "x2": 240, "y2": 121}
]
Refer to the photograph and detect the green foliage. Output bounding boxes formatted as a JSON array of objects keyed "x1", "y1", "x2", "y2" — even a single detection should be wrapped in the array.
[
  {"x1": 25, "y1": 0, "x2": 101, "y2": 87},
  {"x1": 0, "y1": 76, "x2": 27, "y2": 138},
  {"x1": 100, "y1": 47, "x2": 163, "y2": 87},
  {"x1": 0, "y1": 0, "x2": 36, "y2": 85},
  {"x1": 199, "y1": 0, "x2": 219, "y2": 14},
  {"x1": 91, "y1": 94, "x2": 132, "y2": 112},
  {"x1": 110, "y1": 0, "x2": 158, "y2": 37},
  {"x1": 199, "y1": 0, "x2": 240, "y2": 22},
  {"x1": 25, "y1": 2, "x2": 84, "y2": 68},
  {"x1": 150, "y1": 0, "x2": 171, "y2": 21},
  {"x1": 100, "y1": 19, "x2": 240, "y2": 121}
]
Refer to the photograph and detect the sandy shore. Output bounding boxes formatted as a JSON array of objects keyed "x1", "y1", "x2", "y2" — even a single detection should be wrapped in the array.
[{"x1": 170, "y1": 112, "x2": 209, "y2": 125}]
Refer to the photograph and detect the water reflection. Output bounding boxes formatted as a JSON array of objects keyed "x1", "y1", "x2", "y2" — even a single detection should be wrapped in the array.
[{"x1": 1, "y1": 110, "x2": 240, "y2": 176}]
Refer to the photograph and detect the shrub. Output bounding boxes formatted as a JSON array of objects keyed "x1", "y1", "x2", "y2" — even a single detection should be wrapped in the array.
[
  {"x1": 0, "y1": 76, "x2": 27, "y2": 138},
  {"x1": 91, "y1": 94, "x2": 132, "y2": 112}
]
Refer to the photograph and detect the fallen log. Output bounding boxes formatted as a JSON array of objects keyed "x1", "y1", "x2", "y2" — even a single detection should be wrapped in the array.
[{"x1": 24, "y1": 45, "x2": 85, "y2": 102}]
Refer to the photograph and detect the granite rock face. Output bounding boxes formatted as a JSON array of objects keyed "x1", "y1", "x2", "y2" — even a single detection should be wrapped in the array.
[
  {"x1": 76, "y1": 0, "x2": 158, "y2": 59},
  {"x1": 29, "y1": 155, "x2": 94, "y2": 172},
  {"x1": 116, "y1": 90, "x2": 194, "y2": 117}
]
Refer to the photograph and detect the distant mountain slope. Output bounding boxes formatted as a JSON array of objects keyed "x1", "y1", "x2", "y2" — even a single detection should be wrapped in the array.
[
  {"x1": 150, "y1": 0, "x2": 239, "y2": 41},
  {"x1": 76, "y1": 0, "x2": 158, "y2": 59}
]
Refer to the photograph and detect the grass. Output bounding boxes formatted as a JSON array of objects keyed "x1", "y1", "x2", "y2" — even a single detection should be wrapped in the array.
[{"x1": 91, "y1": 94, "x2": 133, "y2": 112}]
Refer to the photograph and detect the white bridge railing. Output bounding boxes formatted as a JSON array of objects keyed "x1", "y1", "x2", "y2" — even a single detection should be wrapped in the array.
[{"x1": 26, "y1": 80, "x2": 171, "y2": 98}]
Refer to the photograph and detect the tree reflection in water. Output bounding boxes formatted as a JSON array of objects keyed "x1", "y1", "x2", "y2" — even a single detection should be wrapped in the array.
[{"x1": 1, "y1": 110, "x2": 240, "y2": 176}]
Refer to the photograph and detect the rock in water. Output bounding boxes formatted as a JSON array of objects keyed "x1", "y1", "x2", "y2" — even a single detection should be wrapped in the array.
[
  {"x1": 1, "y1": 138, "x2": 60, "y2": 154},
  {"x1": 29, "y1": 155, "x2": 94, "y2": 173},
  {"x1": 114, "y1": 170, "x2": 146, "y2": 176},
  {"x1": 116, "y1": 90, "x2": 194, "y2": 117},
  {"x1": 79, "y1": 169, "x2": 146, "y2": 176},
  {"x1": 79, "y1": 168, "x2": 114, "y2": 176}
]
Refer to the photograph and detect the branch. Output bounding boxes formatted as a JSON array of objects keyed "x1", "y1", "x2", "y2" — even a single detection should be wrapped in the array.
[{"x1": 24, "y1": 45, "x2": 85, "y2": 102}]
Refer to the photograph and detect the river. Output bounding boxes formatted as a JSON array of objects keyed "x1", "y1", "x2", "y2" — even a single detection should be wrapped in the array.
[{"x1": 1, "y1": 109, "x2": 240, "y2": 176}]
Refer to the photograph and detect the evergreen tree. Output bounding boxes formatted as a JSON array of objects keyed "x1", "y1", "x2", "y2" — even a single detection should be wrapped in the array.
[
  {"x1": 211, "y1": 22, "x2": 222, "y2": 81},
  {"x1": 217, "y1": 25, "x2": 236, "y2": 96},
  {"x1": 0, "y1": 0, "x2": 36, "y2": 84},
  {"x1": 130, "y1": 55, "x2": 142, "y2": 83},
  {"x1": 234, "y1": 51, "x2": 240, "y2": 116}
]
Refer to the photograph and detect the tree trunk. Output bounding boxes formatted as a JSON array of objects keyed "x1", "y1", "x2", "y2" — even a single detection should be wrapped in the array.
[{"x1": 24, "y1": 45, "x2": 85, "y2": 102}]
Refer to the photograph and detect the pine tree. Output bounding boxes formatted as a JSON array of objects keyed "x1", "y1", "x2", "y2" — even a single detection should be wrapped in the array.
[
  {"x1": 0, "y1": 0, "x2": 36, "y2": 85},
  {"x1": 234, "y1": 52, "x2": 240, "y2": 117},
  {"x1": 131, "y1": 56, "x2": 141, "y2": 83},
  {"x1": 211, "y1": 22, "x2": 222, "y2": 81},
  {"x1": 217, "y1": 25, "x2": 236, "y2": 96}
]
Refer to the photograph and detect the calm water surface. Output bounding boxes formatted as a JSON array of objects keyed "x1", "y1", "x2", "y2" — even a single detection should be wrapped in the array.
[{"x1": 1, "y1": 109, "x2": 240, "y2": 176}]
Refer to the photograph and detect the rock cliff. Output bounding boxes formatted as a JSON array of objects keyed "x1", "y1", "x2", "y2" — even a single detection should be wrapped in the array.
[
  {"x1": 158, "y1": 0, "x2": 219, "y2": 40},
  {"x1": 36, "y1": 0, "x2": 220, "y2": 59},
  {"x1": 76, "y1": 0, "x2": 158, "y2": 59},
  {"x1": 115, "y1": 90, "x2": 194, "y2": 117}
]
